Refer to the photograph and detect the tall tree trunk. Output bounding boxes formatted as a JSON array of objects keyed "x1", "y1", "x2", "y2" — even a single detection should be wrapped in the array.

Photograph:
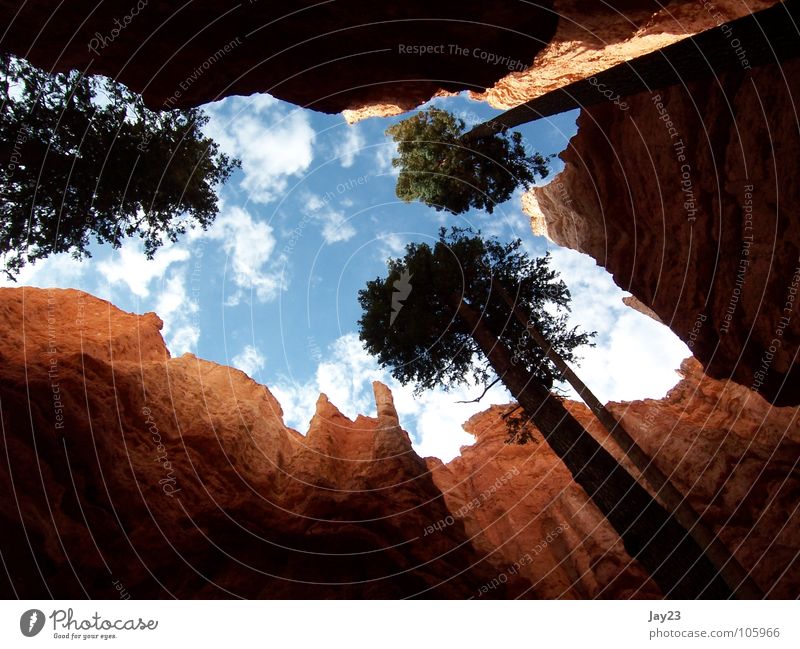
[
  {"x1": 449, "y1": 294, "x2": 733, "y2": 599},
  {"x1": 490, "y1": 279, "x2": 762, "y2": 598}
]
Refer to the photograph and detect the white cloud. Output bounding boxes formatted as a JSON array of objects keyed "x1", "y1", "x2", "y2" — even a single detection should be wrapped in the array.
[
  {"x1": 302, "y1": 193, "x2": 356, "y2": 245},
  {"x1": 0, "y1": 251, "x2": 88, "y2": 289},
  {"x1": 270, "y1": 380, "x2": 320, "y2": 435},
  {"x1": 304, "y1": 194, "x2": 325, "y2": 211},
  {"x1": 204, "y1": 206, "x2": 281, "y2": 304},
  {"x1": 374, "y1": 142, "x2": 399, "y2": 177},
  {"x1": 333, "y1": 125, "x2": 365, "y2": 168},
  {"x1": 97, "y1": 240, "x2": 190, "y2": 298},
  {"x1": 205, "y1": 95, "x2": 315, "y2": 204},
  {"x1": 375, "y1": 232, "x2": 408, "y2": 259},
  {"x1": 547, "y1": 245, "x2": 689, "y2": 403},
  {"x1": 232, "y1": 344, "x2": 266, "y2": 377},
  {"x1": 320, "y1": 211, "x2": 356, "y2": 244},
  {"x1": 169, "y1": 325, "x2": 201, "y2": 355},
  {"x1": 154, "y1": 273, "x2": 187, "y2": 317},
  {"x1": 154, "y1": 270, "x2": 200, "y2": 355}
]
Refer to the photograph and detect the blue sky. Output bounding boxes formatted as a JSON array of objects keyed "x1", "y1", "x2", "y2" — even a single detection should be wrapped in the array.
[{"x1": 4, "y1": 90, "x2": 689, "y2": 460}]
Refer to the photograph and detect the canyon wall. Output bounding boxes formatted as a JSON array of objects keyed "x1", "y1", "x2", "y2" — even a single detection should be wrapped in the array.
[
  {"x1": 0, "y1": 287, "x2": 515, "y2": 598},
  {"x1": 434, "y1": 356, "x2": 800, "y2": 599},
  {"x1": 471, "y1": 0, "x2": 780, "y2": 109},
  {"x1": 0, "y1": 1, "x2": 557, "y2": 114},
  {"x1": 525, "y1": 57, "x2": 800, "y2": 405},
  {"x1": 599, "y1": 358, "x2": 800, "y2": 598},
  {"x1": 1, "y1": 288, "x2": 797, "y2": 598},
  {"x1": 0, "y1": 1, "x2": 779, "y2": 116}
]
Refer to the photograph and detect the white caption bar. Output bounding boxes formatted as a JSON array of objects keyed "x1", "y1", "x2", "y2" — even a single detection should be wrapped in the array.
[{"x1": 0, "y1": 600, "x2": 797, "y2": 648}]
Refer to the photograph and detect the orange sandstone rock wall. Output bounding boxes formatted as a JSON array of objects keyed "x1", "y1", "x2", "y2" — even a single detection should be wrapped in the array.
[
  {"x1": 1, "y1": 288, "x2": 797, "y2": 598},
  {"x1": 600, "y1": 358, "x2": 800, "y2": 598},
  {"x1": 0, "y1": 2, "x2": 778, "y2": 117},
  {"x1": 429, "y1": 410, "x2": 660, "y2": 599},
  {"x1": 0, "y1": 1, "x2": 557, "y2": 114},
  {"x1": 0, "y1": 287, "x2": 515, "y2": 598},
  {"x1": 472, "y1": 0, "x2": 780, "y2": 109},
  {"x1": 524, "y1": 58, "x2": 800, "y2": 405},
  {"x1": 431, "y1": 357, "x2": 800, "y2": 599},
  {"x1": 346, "y1": 1, "x2": 783, "y2": 121}
]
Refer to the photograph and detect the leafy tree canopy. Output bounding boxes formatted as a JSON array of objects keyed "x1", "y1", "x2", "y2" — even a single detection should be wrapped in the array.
[
  {"x1": 385, "y1": 107, "x2": 550, "y2": 215},
  {"x1": 358, "y1": 227, "x2": 594, "y2": 394},
  {"x1": 0, "y1": 54, "x2": 240, "y2": 279}
]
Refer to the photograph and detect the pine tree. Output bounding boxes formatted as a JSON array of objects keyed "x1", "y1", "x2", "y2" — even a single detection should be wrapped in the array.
[
  {"x1": 359, "y1": 227, "x2": 734, "y2": 599},
  {"x1": 0, "y1": 54, "x2": 239, "y2": 278},
  {"x1": 385, "y1": 107, "x2": 549, "y2": 215}
]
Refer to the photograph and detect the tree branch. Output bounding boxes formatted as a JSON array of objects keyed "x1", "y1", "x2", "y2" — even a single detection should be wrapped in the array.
[{"x1": 456, "y1": 377, "x2": 501, "y2": 403}]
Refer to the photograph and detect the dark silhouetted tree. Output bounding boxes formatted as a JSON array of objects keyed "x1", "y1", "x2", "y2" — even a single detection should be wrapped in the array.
[
  {"x1": 0, "y1": 54, "x2": 240, "y2": 279},
  {"x1": 358, "y1": 227, "x2": 736, "y2": 599},
  {"x1": 385, "y1": 107, "x2": 549, "y2": 215}
]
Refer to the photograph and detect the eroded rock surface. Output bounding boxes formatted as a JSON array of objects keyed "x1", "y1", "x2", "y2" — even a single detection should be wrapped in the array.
[
  {"x1": 472, "y1": 0, "x2": 780, "y2": 109},
  {"x1": 0, "y1": 287, "x2": 516, "y2": 598},
  {"x1": 1, "y1": 288, "x2": 796, "y2": 598},
  {"x1": 599, "y1": 358, "x2": 800, "y2": 598},
  {"x1": 0, "y1": 2, "x2": 778, "y2": 116},
  {"x1": 525, "y1": 58, "x2": 800, "y2": 405},
  {"x1": 0, "y1": 1, "x2": 557, "y2": 114}
]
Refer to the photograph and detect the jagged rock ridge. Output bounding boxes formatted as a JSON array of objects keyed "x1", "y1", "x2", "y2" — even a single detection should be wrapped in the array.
[{"x1": 0, "y1": 288, "x2": 796, "y2": 598}]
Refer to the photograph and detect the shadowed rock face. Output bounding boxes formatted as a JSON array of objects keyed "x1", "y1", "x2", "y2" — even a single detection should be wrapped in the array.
[
  {"x1": 525, "y1": 58, "x2": 800, "y2": 406},
  {"x1": 434, "y1": 358, "x2": 800, "y2": 599},
  {"x1": 0, "y1": 1, "x2": 779, "y2": 116},
  {"x1": 599, "y1": 358, "x2": 800, "y2": 599},
  {"x1": 0, "y1": 1, "x2": 557, "y2": 114},
  {"x1": 0, "y1": 287, "x2": 519, "y2": 598},
  {"x1": 1, "y1": 288, "x2": 797, "y2": 598}
]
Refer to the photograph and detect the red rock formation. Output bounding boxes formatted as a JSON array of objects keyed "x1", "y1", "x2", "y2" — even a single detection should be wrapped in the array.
[
  {"x1": 600, "y1": 358, "x2": 800, "y2": 598},
  {"x1": 0, "y1": 2, "x2": 778, "y2": 116},
  {"x1": 524, "y1": 58, "x2": 800, "y2": 405},
  {"x1": 430, "y1": 410, "x2": 660, "y2": 599},
  {"x1": 472, "y1": 0, "x2": 780, "y2": 109},
  {"x1": 0, "y1": 287, "x2": 517, "y2": 598},
  {"x1": 0, "y1": 1, "x2": 557, "y2": 114},
  {"x1": 1, "y1": 288, "x2": 797, "y2": 598},
  {"x1": 431, "y1": 357, "x2": 800, "y2": 599},
  {"x1": 622, "y1": 295, "x2": 663, "y2": 322}
]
